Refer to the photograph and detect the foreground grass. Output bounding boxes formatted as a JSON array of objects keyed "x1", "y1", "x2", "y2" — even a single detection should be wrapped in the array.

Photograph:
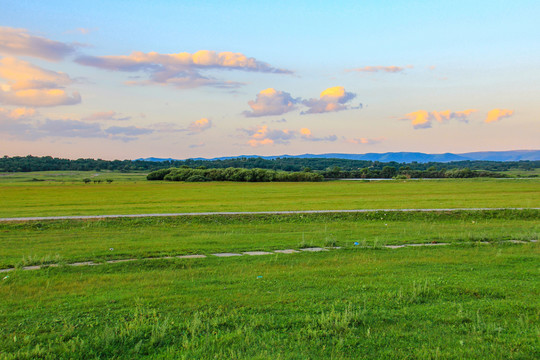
[
  {"x1": 1, "y1": 210, "x2": 538, "y2": 269},
  {"x1": 1, "y1": 244, "x2": 538, "y2": 359},
  {"x1": 0, "y1": 178, "x2": 539, "y2": 217}
]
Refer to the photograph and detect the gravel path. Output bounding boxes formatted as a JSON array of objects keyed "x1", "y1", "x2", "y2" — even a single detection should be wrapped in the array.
[{"x1": 1, "y1": 207, "x2": 538, "y2": 222}]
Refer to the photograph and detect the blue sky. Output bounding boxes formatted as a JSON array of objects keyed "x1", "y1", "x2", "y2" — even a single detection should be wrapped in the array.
[{"x1": 0, "y1": 0, "x2": 538, "y2": 159}]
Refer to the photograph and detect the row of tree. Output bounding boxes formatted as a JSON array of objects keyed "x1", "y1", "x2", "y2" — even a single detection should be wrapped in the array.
[
  {"x1": 148, "y1": 166, "x2": 504, "y2": 182},
  {"x1": 147, "y1": 168, "x2": 324, "y2": 182},
  {"x1": 320, "y1": 166, "x2": 505, "y2": 179},
  {"x1": 1, "y1": 155, "x2": 538, "y2": 174}
]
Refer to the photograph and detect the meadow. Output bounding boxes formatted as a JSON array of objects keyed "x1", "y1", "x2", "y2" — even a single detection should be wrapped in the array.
[
  {"x1": 0, "y1": 174, "x2": 539, "y2": 359},
  {"x1": 0, "y1": 173, "x2": 538, "y2": 217},
  {"x1": 0, "y1": 210, "x2": 538, "y2": 269},
  {"x1": 1, "y1": 245, "x2": 538, "y2": 359}
]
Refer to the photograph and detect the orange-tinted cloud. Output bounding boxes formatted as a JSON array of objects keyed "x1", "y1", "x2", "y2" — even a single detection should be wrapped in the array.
[
  {"x1": 485, "y1": 108, "x2": 514, "y2": 123},
  {"x1": 187, "y1": 118, "x2": 212, "y2": 133},
  {"x1": 0, "y1": 26, "x2": 78, "y2": 61},
  {"x1": 245, "y1": 125, "x2": 295, "y2": 147},
  {"x1": 402, "y1": 109, "x2": 477, "y2": 129},
  {"x1": 76, "y1": 50, "x2": 292, "y2": 89},
  {"x1": 346, "y1": 65, "x2": 413, "y2": 73},
  {"x1": 299, "y1": 127, "x2": 337, "y2": 142},
  {"x1": 0, "y1": 107, "x2": 36, "y2": 120},
  {"x1": 301, "y1": 86, "x2": 359, "y2": 114},
  {"x1": 0, "y1": 57, "x2": 80, "y2": 107},
  {"x1": 243, "y1": 88, "x2": 299, "y2": 117},
  {"x1": 243, "y1": 125, "x2": 336, "y2": 146},
  {"x1": 0, "y1": 88, "x2": 81, "y2": 107}
]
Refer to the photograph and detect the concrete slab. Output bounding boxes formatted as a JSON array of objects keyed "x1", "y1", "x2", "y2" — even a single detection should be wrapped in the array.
[
  {"x1": 69, "y1": 261, "x2": 98, "y2": 267},
  {"x1": 274, "y1": 249, "x2": 299, "y2": 254},
  {"x1": 212, "y1": 253, "x2": 242, "y2": 257},
  {"x1": 300, "y1": 247, "x2": 328, "y2": 252},
  {"x1": 243, "y1": 251, "x2": 273, "y2": 256},
  {"x1": 385, "y1": 245, "x2": 406, "y2": 249},
  {"x1": 177, "y1": 254, "x2": 206, "y2": 259}
]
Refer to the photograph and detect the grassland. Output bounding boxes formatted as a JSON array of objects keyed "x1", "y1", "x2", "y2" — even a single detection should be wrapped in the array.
[
  {"x1": 0, "y1": 176, "x2": 538, "y2": 218},
  {"x1": 0, "y1": 210, "x2": 538, "y2": 269},
  {"x1": 1, "y1": 245, "x2": 538, "y2": 359},
  {"x1": 0, "y1": 174, "x2": 539, "y2": 359}
]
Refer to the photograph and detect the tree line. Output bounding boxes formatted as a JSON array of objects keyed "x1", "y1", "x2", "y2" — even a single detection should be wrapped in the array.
[
  {"x1": 147, "y1": 167, "x2": 324, "y2": 182},
  {"x1": 147, "y1": 165, "x2": 508, "y2": 181},
  {"x1": 1, "y1": 155, "x2": 538, "y2": 175}
]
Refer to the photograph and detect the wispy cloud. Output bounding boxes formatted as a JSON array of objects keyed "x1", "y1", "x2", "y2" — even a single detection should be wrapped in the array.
[
  {"x1": 485, "y1": 108, "x2": 513, "y2": 123},
  {"x1": 65, "y1": 28, "x2": 98, "y2": 35},
  {"x1": 189, "y1": 142, "x2": 205, "y2": 148},
  {"x1": 0, "y1": 57, "x2": 81, "y2": 107},
  {"x1": 0, "y1": 26, "x2": 78, "y2": 61},
  {"x1": 243, "y1": 88, "x2": 299, "y2": 117},
  {"x1": 0, "y1": 113, "x2": 153, "y2": 142},
  {"x1": 301, "y1": 86, "x2": 359, "y2": 114},
  {"x1": 82, "y1": 111, "x2": 131, "y2": 122},
  {"x1": 346, "y1": 65, "x2": 413, "y2": 73},
  {"x1": 402, "y1": 109, "x2": 477, "y2": 129},
  {"x1": 75, "y1": 50, "x2": 292, "y2": 89},
  {"x1": 105, "y1": 125, "x2": 153, "y2": 136},
  {"x1": 299, "y1": 127, "x2": 337, "y2": 142},
  {"x1": 345, "y1": 137, "x2": 385, "y2": 145}
]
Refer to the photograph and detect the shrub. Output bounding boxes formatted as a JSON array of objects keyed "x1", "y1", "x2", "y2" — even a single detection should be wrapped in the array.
[{"x1": 185, "y1": 175, "x2": 210, "y2": 182}]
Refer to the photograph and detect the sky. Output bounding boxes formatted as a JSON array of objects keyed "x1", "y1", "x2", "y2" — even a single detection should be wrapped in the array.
[{"x1": 0, "y1": 0, "x2": 538, "y2": 160}]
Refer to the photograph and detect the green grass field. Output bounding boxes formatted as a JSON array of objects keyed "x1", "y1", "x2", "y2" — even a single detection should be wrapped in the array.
[
  {"x1": 0, "y1": 177, "x2": 538, "y2": 217},
  {"x1": 0, "y1": 174, "x2": 539, "y2": 359},
  {"x1": 0, "y1": 210, "x2": 538, "y2": 269},
  {"x1": 1, "y1": 245, "x2": 538, "y2": 359}
]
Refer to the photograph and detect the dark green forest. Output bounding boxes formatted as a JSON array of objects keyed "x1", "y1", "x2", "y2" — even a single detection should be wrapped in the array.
[{"x1": 1, "y1": 155, "x2": 538, "y2": 179}]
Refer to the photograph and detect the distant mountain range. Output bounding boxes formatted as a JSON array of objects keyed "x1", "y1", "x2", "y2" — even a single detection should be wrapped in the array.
[{"x1": 137, "y1": 150, "x2": 540, "y2": 164}]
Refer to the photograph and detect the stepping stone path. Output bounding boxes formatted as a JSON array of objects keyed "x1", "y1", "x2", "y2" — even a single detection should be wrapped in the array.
[
  {"x1": 1, "y1": 239, "x2": 537, "y2": 274},
  {"x1": 300, "y1": 247, "x2": 328, "y2": 252},
  {"x1": 274, "y1": 249, "x2": 299, "y2": 254},
  {"x1": 177, "y1": 254, "x2": 206, "y2": 259}
]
